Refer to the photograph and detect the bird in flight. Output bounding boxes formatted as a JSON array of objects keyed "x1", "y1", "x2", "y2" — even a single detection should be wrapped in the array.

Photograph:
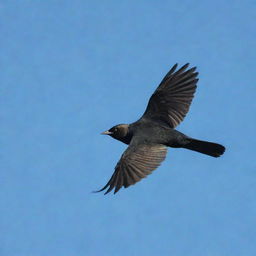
[{"x1": 97, "y1": 63, "x2": 225, "y2": 194}]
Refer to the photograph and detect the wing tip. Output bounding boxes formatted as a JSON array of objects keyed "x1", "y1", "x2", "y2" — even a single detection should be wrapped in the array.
[
  {"x1": 92, "y1": 188, "x2": 112, "y2": 195},
  {"x1": 93, "y1": 182, "x2": 112, "y2": 194},
  {"x1": 179, "y1": 63, "x2": 198, "y2": 72},
  {"x1": 93, "y1": 184, "x2": 122, "y2": 195},
  {"x1": 92, "y1": 188, "x2": 108, "y2": 194}
]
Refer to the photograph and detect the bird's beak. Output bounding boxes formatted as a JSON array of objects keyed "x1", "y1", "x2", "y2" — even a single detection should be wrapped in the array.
[{"x1": 101, "y1": 130, "x2": 113, "y2": 135}]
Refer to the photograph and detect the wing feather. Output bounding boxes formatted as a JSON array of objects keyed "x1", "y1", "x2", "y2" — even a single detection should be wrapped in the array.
[
  {"x1": 96, "y1": 144, "x2": 167, "y2": 194},
  {"x1": 141, "y1": 63, "x2": 198, "y2": 128}
]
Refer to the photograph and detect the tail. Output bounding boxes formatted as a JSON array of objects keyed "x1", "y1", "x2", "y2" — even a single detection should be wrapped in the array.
[{"x1": 183, "y1": 138, "x2": 225, "y2": 157}]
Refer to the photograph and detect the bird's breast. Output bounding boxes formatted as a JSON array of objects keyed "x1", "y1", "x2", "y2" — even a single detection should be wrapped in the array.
[{"x1": 131, "y1": 122, "x2": 173, "y2": 145}]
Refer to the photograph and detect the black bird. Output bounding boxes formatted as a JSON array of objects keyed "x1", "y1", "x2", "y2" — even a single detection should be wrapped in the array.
[{"x1": 98, "y1": 63, "x2": 225, "y2": 194}]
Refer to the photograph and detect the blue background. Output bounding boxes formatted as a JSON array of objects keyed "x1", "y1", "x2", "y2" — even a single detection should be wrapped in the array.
[{"x1": 1, "y1": 1, "x2": 256, "y2": 255}]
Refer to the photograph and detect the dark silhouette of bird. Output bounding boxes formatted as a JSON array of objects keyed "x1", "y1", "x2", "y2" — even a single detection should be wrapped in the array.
[{"x1": 97, "y1": 63, "x2": 225, "y2": 194}]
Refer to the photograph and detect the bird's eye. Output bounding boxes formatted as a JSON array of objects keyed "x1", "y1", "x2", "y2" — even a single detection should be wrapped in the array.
[{"x1": 114, "y1": 128, "x2": 117, "y2": 132}]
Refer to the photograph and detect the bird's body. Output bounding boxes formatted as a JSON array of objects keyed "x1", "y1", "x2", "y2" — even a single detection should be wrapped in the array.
[
  {"x1": 115, "y1": 121, "x2": 186, "y2": 147},
  {"x1": 98, "y1": 63, "x2": 225, "y2": 194}
]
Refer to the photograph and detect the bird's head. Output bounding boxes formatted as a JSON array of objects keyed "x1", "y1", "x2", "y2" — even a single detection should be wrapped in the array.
[{"x1": 101, "y1": 124, "x2": 130, "y2": 142}]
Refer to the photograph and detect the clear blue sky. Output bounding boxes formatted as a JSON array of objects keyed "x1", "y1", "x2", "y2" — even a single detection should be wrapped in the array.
[{"x1": 1, "y1": 1, "x2": 256, "y2": 255}]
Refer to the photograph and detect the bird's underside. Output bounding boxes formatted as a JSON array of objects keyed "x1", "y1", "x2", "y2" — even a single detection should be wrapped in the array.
[{"x1": 97, "y1": 63, "x2": 225, "y2": 194}]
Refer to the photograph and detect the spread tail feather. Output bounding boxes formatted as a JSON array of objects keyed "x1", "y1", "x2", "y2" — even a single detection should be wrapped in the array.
[{"x1": 183, "y1": 139, "x2": 225, "y2": 157}]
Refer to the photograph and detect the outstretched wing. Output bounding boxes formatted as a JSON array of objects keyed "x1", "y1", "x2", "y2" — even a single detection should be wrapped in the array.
[
  {"x1": 141, "y1": 63, "x2": 198, "y2": 128},
  {"x1": 96, "y1": 143, "x2": 167, "y2": 194}
]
